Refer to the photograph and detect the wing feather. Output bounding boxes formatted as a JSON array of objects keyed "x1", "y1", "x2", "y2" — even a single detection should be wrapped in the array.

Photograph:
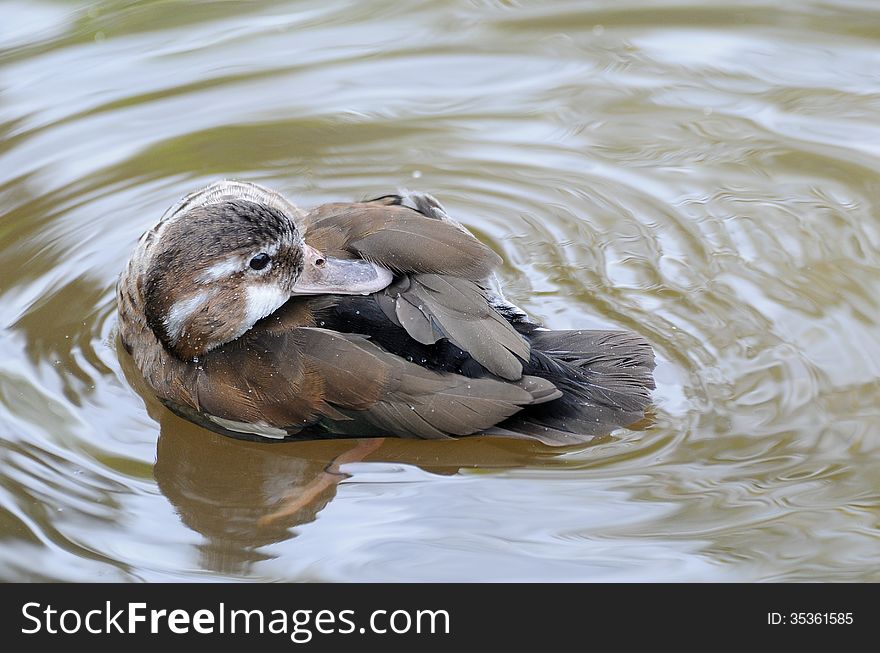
[{"x1": 297, "y1": 328, "x2": 550, "y2": 438}]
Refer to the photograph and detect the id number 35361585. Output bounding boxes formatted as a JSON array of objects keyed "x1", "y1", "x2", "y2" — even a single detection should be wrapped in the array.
[{"x1": 768, "y1": 613, "x2": 853, "y2": 625}]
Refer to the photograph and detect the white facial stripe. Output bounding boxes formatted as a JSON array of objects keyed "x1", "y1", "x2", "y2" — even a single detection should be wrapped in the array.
[
  {"x1": 260, "y1": 242, "x2": 281, "y2": 257},
  {"x1": 165, "y1": 292, "x2": 210, "y2": 344},
  {"x1": 198, "y1": 257, "x2": 241, "y2": 283},
  {"x1": 242, "y1": 284, "x2": 289, "y2": 332},
  {"x1": 197, "y1": 244, "x2": 285, "y2": 285}
]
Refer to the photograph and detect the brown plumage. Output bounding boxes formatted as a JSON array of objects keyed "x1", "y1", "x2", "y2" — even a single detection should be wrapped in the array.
[{"x1": 117, "y1": 181, "x2": 655, "y2": 445}]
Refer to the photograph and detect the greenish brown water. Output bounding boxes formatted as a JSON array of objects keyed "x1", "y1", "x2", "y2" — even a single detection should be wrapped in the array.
[{"x1": 2, "y1": 0, "x2": 880, "y2": 581}]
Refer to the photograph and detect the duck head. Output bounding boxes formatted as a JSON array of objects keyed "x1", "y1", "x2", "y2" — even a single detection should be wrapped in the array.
[{"x1": 134, "y1": 181, "x2": 392, "y2": 361}]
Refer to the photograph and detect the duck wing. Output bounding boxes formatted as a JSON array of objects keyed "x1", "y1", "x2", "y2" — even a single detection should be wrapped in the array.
[
  {"x1": 303, "y1": 193, "x2": 499, "y2": 278},
  {"x1": 195, "y1": 324, "x2": 559, "y2": 440},
  {"x1": 303, "y1": 193, "x2": 529, "y2": 380}
]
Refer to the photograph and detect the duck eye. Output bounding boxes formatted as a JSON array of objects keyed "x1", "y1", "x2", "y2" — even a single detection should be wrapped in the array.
[{"x1": 249, "y1": 253, "x2": 271, "y2": 270}]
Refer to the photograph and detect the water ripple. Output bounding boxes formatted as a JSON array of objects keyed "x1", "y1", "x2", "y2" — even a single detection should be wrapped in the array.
[{"x1": 0, "y1": 0, "x2": 879, "y2": 581}]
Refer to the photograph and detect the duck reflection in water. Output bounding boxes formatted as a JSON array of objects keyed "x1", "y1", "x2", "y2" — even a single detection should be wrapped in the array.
[
  {"x1": 150, "y1": 399, "x2": 652, "y2": 574},
  {"x1": 150, "y1": 401, "x2": 653, "y2": 574}
]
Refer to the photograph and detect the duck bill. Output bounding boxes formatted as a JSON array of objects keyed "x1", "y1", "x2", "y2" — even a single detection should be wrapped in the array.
[{"x1": 291, "y1": 244, "x2": 393, "y2": 295}]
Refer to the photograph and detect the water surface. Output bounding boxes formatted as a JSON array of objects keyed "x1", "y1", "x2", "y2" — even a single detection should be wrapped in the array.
[{"x1": 2, "y1": 0, "x2": 879, "y2": 581}]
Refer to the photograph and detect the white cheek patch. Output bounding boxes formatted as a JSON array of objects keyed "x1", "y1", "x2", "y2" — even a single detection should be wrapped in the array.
[
  {"x1": 165, "y1": 292, "x2": 210, "y2": 344},
  {"x1": 197, "y1": 257, "x2": 242, "y2": 283},
  {"x1": 243, "y1": 283, "x2": 290, "y2": 330}
]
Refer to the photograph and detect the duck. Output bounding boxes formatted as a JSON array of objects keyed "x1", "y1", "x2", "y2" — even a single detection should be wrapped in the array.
[{"x1": 117, "y1": 180, "x2": 655, "y2": 446}]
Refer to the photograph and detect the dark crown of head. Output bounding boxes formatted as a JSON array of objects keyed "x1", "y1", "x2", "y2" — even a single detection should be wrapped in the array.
[{"x1": 162, "y1": 200, "x2": 297, "y2": 260}]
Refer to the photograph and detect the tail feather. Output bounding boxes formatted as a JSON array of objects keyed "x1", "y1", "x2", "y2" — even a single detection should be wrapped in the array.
[{"x1": 492, "y1": 330, "x2": 655, "y2": 445}]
